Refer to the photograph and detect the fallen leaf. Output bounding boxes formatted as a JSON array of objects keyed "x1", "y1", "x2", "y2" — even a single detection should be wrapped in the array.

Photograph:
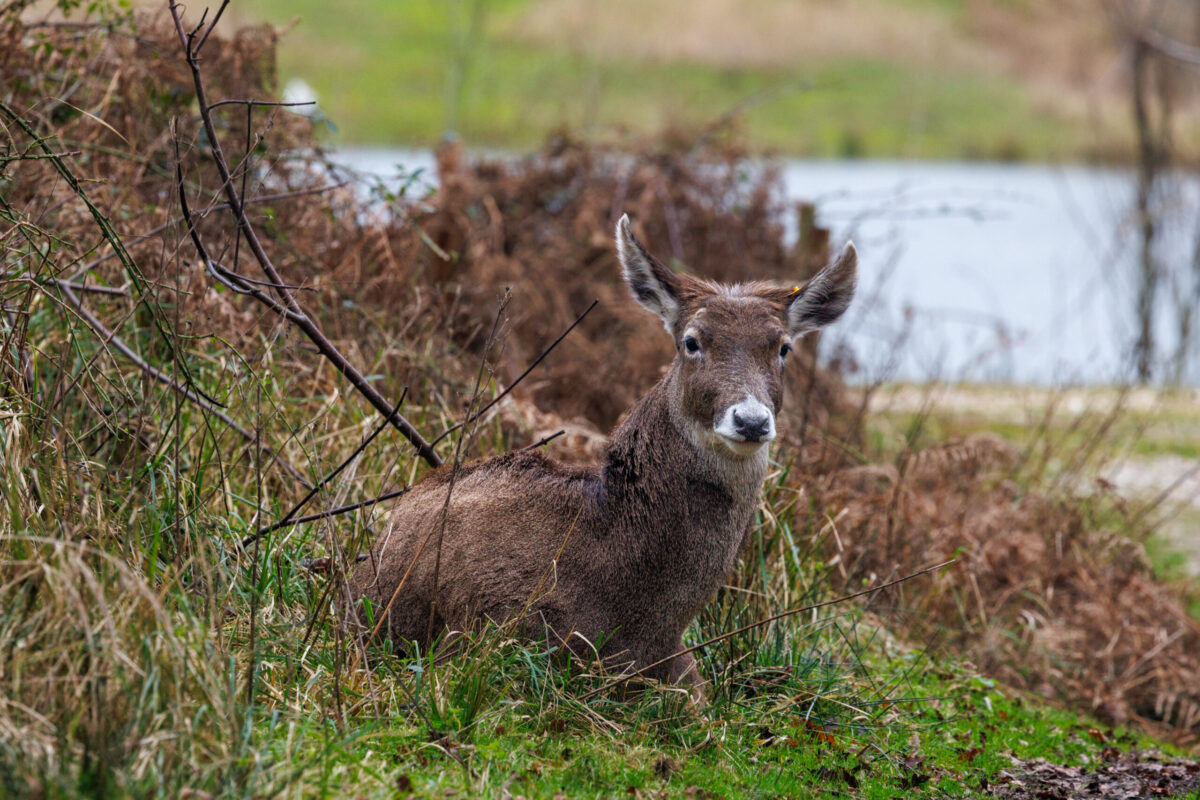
[
  {"x1": 958, "y1": 747, "x2": 983, "y2": 763},
  {"x1": 653, "y1": 756, "x2": 681, "y2": 780}
]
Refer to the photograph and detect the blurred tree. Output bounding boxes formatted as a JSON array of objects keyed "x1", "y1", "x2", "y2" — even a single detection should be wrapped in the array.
[{"x1": 1106, "y1": 0, "x2": 1200, "y2": 383}]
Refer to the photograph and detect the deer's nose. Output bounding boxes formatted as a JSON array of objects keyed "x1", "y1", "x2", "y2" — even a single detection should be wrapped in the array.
[{"x1": 732, "y1": 408, "x2": 771, "y2": 442}]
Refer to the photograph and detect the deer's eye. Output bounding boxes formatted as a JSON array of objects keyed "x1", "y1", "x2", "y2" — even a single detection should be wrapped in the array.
[
  {"x1": 683, "y1": 335, "x2": 701, "y2": 355},
  {"x1": 779, "y1": 342, "x2": 793, "y2": 359}
]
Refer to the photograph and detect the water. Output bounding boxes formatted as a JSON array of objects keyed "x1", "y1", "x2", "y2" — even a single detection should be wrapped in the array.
[{"x1": 331, "y1": 148, "x2": 1200, "y2": 386}]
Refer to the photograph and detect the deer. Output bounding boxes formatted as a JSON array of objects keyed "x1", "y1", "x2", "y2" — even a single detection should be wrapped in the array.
[{"x1": 348, "y1": 214, "x2": 857, "y2": 696}]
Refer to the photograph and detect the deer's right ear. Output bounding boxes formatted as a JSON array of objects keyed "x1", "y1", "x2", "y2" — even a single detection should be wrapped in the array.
[
  {"x1": 616, "y1": 214, "x2": 681, "y2": 332},
  {"x1": 786, "y1": 241, "x2": 857, "y2": 338}
]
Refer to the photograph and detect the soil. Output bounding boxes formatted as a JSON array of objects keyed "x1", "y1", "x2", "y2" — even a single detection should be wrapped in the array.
[{"x1": 993, "y1": 750, "x2": 1200, "y2": 800}]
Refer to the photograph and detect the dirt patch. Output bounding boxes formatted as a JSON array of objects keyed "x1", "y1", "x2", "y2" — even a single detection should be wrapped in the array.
[{"x1": 993, "y1": 750, "x2": 1199, "y2": 799}]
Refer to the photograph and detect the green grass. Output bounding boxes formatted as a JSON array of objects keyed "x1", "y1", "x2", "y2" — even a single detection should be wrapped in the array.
[
  {"x1": 230, "y1": 0, "x2": 1087, "y2": 160},
  {"x1": 313, "y1": 650, "x2": 1160, "y2": 799},
  {"x1": 274, "y1": 656, "x2": 1157, "y2": 799},
  {"x1": 1, "y1": 323, "x2": 1174, "y2": 798}
]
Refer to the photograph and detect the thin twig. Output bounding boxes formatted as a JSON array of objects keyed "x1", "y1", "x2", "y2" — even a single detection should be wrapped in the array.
[
  {"x1": 243, "y1": 390, "x2": 409, "y2": 547},
  {"x1": 522, "y1": 429, "x2": 564, "y2": 450},
  {"x1": 193, "y1": 0, "x2": 228, "y2": 54},
  {"x1": 174, "y1": 149, "x2": 307, "y2": 325},
  {"x1": 429, "y1": 298, "x2": 597, "y2": 448},
  {"x1": 1126, "y1": 460, "x2": 1200, "y2": 531},
  {"x1": 428, "y1": 289, "x2": 511, "y2": 643},
  {"x1": 1138, "y1": 27, "x2": 1200, "y2": 69},
  {"x1": 207, "y1": 99, "x2": 316, "y2": 111},
  {"x1": 204, "y1": 259, "x2": 314, "y2": 292},
  {"x1": 50, "y1": 279, "x2": 308, "y2": 485},
  {"x1": 65, "y1": 182, "x2": 349, "y2": 282},
  {"x1": 0, "y1": 99, "x2": 221, "y2": 407},
  {"x1": 238, "y1": 293, "x2": 598, "y2": 531},
  {"x1": 257, "y1": 486, "x2": 413, "y2": 534},
  {"x1": 2, "y1": 276, "x2": 129, "y2": 296},
  {"x1": 55, "y1": 280, "x2": 128, "y2": 296}
]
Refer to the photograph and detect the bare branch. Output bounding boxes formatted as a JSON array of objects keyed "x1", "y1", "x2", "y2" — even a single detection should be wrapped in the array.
[
  {"x1": 207, "y1": 99, "x2": 316, "y2": 111},
  {"x1": 1140, "y1": 28, "x2": 1200, "y2": 69},
  {"x1": 250, "y1": 485, "x2": 414, "y2": 537},
  {"x1": 522, "y1": 429, "x2": 564, "y2": 450},
  {"x1": 194, "y1": 0, "x2": 229, "y2": 55},
  {"x1": 0, "y1": 99, "x2": 222, "y2": 408},
  {"x1": 66, "y1": 182, "x2": 348, "y2": 282},
  {"x1": 244, "y1": 390, "x2": 409, "y2": 547},
  {"x1": 166, "y1": 2, "x2": 442, "y2": 466}
]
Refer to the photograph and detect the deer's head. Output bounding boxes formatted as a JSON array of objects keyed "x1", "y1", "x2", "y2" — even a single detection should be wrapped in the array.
[{"x1": 616, "y1": 214, "x2": 856, "y2": 458}]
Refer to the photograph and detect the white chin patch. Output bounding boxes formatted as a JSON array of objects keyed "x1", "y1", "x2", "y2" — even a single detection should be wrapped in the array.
[{"x1": 713, "y1": 396, "x2": 776, "y2": 455}]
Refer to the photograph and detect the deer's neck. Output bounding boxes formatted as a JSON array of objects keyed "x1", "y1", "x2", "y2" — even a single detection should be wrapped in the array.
[{"x1": 600, "y1": 371, "x2": 769, "y2": 542}]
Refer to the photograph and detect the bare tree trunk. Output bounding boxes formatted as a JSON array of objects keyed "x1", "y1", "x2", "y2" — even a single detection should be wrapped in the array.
[
  {"x1": 1132, "y1": 39, "x2": 1161, "y2": 382},
  {"x1": 1174, "y1": 0, "x2": 1200, "y2": 384},
  {"x1": 792, "y1": 201, "x2": 831, "y2": 363},
  {"x1": 1178, "y1": 216, "x2": 1200, "y2": 383}
]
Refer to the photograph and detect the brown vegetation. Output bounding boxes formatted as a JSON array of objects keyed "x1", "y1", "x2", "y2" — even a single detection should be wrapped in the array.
[{"x1": 815, "y1": 436, "x2": 1200, "y2": 743}]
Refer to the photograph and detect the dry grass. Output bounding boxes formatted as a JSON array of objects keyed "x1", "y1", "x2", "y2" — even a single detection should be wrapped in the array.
[
  {"x1": 506, "y1": 0, "x2": 970, "y2": 71},
  {"x1": 409, "y1": 136, "x2": 1200, "y2": 746},
  {"x1": 1, "y1": 11, "x2": 859, "y2": 789},
  {"x1": 811, "y1": 433, "x2": 1200, "y2": 744}
]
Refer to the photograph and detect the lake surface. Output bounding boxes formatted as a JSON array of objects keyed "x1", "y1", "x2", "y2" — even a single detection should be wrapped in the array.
[{"x1": 332, "y1": 147, "x2": 1200, "y2": 387}]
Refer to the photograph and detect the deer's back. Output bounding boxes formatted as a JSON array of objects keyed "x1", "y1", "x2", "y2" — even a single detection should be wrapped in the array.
[{"x1": 349, "y1": 450, "x2": 610, "y2": 638}]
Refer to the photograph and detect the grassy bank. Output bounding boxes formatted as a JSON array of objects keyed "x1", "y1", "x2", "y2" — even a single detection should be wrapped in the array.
[{"x1": 229, "y1": 0, "x2": 1101, "y2": 161}]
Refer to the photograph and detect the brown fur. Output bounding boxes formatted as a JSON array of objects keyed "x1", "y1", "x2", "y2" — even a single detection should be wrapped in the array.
[{"x1": 348, "y1": 216, "x2": 856, "y2": 693}]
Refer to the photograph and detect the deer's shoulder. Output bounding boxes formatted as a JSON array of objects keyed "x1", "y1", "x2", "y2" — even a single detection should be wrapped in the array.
[{"x1": 411, "y1": 449, "x2": 602, "y2": 496}]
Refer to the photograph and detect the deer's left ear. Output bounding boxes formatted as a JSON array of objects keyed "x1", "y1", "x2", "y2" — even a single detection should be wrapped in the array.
[
  {"x1": 786, "y1": 242, "x2": 857, "y2": 338},
  {"x1": 616, "y1": 214, "x2": 682, "y2": 333}
]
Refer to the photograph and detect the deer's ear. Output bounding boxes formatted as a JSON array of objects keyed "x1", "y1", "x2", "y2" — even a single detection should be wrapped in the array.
[
  {"x1": 616, "y1": 214, "x2": 681, "y2": 332},
  {"x1": 787, "y1": 242, "x2": 857, "y2": 338}
]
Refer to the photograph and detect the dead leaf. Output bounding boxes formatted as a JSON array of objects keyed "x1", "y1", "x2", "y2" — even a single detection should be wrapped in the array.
[
  {"x1": 958, "y1": 747, "x2": 983, "y2": 763},
  {"x1": 653, "y1": 755, "x2": 681, "y2": 780}
]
